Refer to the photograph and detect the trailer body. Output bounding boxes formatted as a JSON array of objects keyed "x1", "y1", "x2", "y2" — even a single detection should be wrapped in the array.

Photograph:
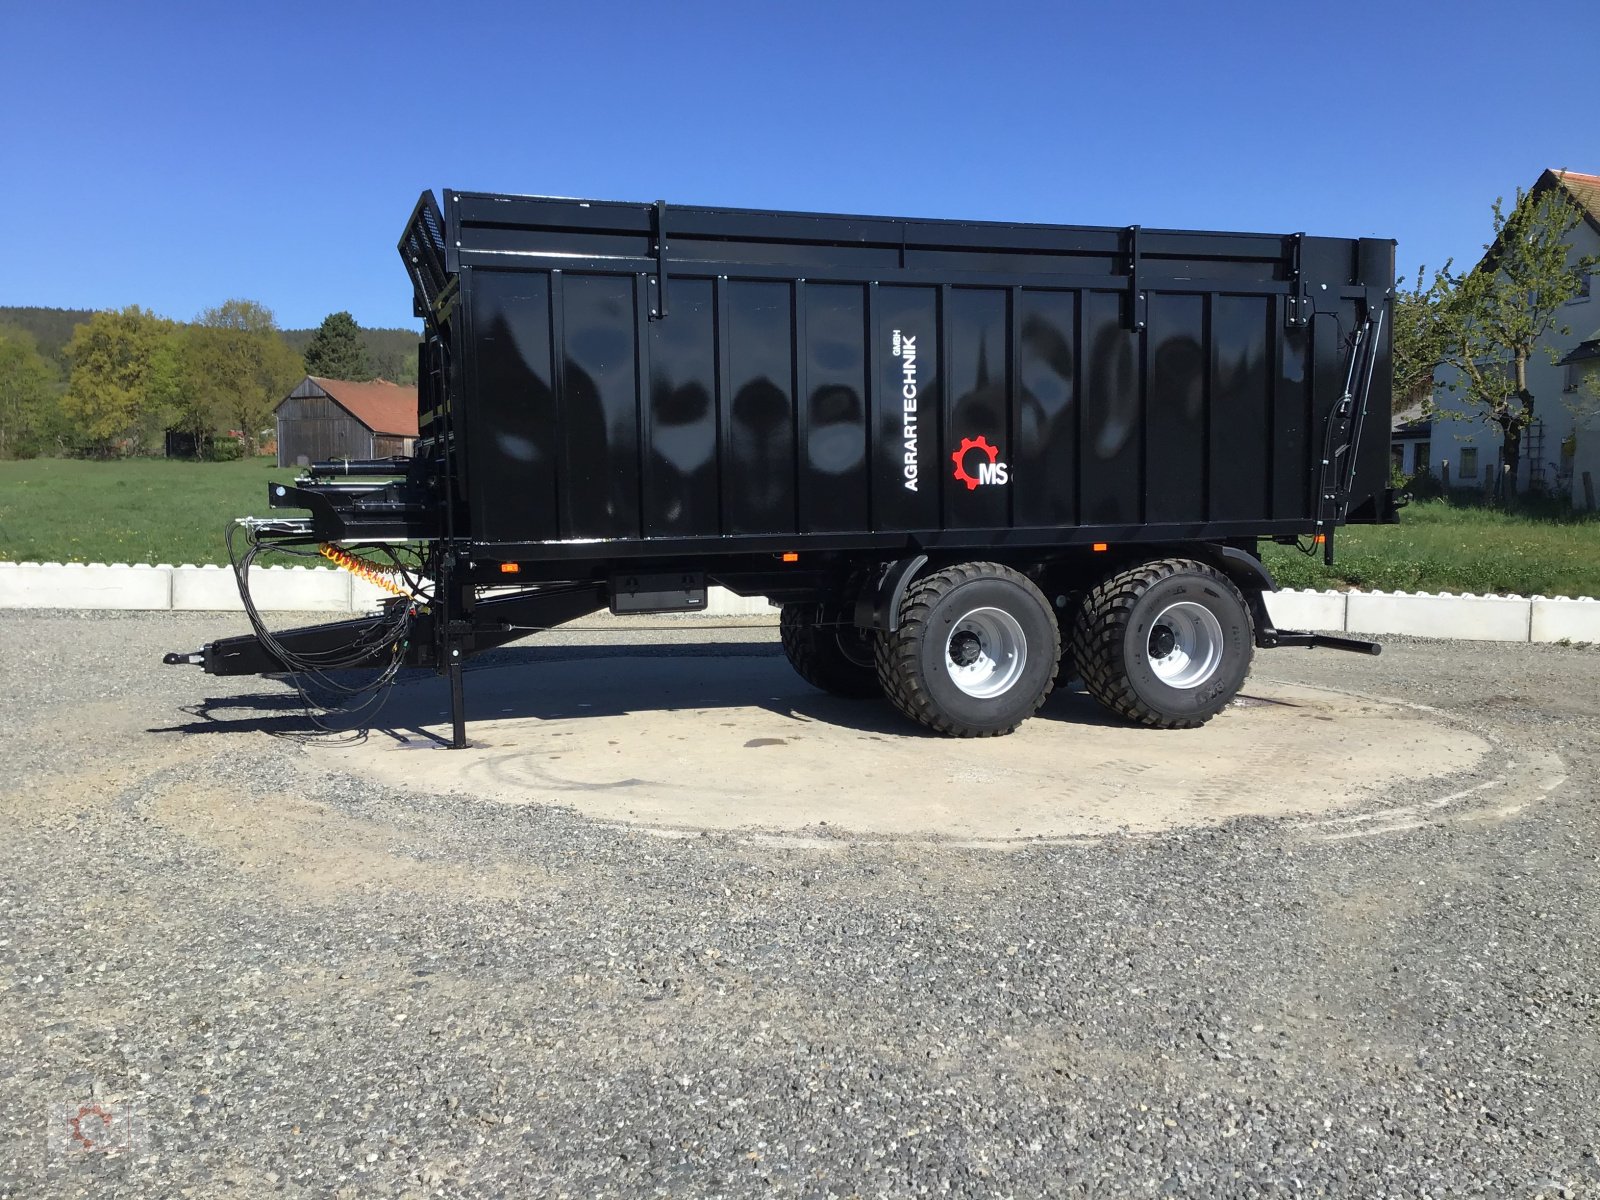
[{"x1": 173, "y1": 189, "x2": 1398, "y2": 744}]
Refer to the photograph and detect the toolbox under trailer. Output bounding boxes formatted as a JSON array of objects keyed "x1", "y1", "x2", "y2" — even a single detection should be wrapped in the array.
[{"x1": 168, "y1": 188, "x2": 1398, "y2": 745}]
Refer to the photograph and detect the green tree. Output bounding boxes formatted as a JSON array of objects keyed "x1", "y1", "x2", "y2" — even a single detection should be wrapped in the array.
[
  {"x1": 0, "y1": 328, "x2": 62, "y2": 458},
  {"x1": 303, "y1": 310, "x2": 371, "y2": 380},
  {"x1": 1390, "y1": 264, "x2": 1452, "y2": 418},
  {"x1": 1434, "y1": 179, "x2": 1600, "y2": 493},
  {"x1": 187, "y1": 300, "x2": 305, "y2": 456},
  {"x1": 61, "y1": 306, "x2": 176, "y2": 455}
]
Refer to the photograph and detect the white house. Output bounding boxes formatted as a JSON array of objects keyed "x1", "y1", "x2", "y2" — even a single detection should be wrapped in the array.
[{"x1": 1424, "y1": 168, "x2": 1600, "y2": 507}]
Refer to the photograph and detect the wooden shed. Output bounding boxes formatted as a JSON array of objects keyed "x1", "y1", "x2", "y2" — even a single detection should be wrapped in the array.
[{"x1": 275, "y1": 376, "x2": 419, "y2": 468}]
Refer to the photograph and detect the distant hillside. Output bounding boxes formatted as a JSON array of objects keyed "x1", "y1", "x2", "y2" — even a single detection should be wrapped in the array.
[
  {"x1": 0, "y1": 307, "x2": 94, "y2": 364},
  {"x1": 0, "y1": 306, "x2": 419, "y2": 384}
]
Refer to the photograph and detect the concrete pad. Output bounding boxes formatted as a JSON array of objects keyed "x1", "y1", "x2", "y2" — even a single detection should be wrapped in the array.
[
  {"x1": 1346, "y1": 591, "x2": 1531, "y2": 642},
  {"x1": 310, "y1": 653, "x2": 1490, "y2": 845}
]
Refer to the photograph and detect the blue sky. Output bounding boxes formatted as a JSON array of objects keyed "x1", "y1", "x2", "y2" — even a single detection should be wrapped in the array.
[{"x1": 3, "y1": 1, "x2": 1593, "y2": 331}]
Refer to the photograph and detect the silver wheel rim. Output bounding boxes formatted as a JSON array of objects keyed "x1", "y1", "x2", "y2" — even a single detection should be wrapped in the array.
[
  {"x1": 1146, "y1": 601, "x2": 1224, "y2": 688},
  {"x1": 944, "y1": 607, "x2": 1028, "y2": 699}
]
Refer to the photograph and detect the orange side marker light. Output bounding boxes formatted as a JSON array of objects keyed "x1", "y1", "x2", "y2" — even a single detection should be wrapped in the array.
[
  {"x1": 1092, "y1": 543, "x2": 1109, "y2": 552},
  {"x1": 781, "y1": 552, "x2": 800, "y2": 563},
  {"x1": 500, "y1": 562, "x2": 521, "y2": 574}
]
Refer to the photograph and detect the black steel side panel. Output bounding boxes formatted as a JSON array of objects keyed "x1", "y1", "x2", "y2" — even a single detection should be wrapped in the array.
[{"x1": 445, "y1": 191, "x2": 1395, "y2": 556}]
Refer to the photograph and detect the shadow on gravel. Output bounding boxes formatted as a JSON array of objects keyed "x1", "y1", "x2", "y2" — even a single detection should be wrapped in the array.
[{"x1": 151, "y1": 640, "x2": 1140, "y2": 743}]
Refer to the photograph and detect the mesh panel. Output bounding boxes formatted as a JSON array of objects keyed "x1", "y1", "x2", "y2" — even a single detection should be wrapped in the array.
[{"x1": 398, "y1": 192, "x2": 450, "y2": 314}]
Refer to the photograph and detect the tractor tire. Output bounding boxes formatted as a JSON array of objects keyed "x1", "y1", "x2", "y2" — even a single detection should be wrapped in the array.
[
  {"x1": 1070, "y1": 557, "x2": 1253, "y2": 729},
  {"x1": 779, "y1": 602, "x2": 881, "y2": 698},
  {"x1": 875, "y1": 562, "x2": 1059, "y2": 737}
]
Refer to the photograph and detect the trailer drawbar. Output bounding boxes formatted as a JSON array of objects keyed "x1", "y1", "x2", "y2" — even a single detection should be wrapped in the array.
[{"x1": 166, "y1": 188, "x2": 1395, "y2": 746}]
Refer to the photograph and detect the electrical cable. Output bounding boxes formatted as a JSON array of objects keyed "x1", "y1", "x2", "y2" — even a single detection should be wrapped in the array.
[{"x1": 227, "y1": 523, "x2": 428, "y2": 739}]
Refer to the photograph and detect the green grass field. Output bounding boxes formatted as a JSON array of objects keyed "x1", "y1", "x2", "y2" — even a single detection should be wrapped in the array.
[
  {"x1": 0, "y1": 458, "x2": 287, "y2": 566},
  {"x1": 2, "y1": 459, "x2": 1597, "y2": 596},
  {"x1": 1263, "y1": 500, "x2": 1600, "y2": 596}
]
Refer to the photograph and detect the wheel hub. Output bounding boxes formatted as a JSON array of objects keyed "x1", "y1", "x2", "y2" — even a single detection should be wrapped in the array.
[
  {"x1": 1144, "y1": 601, "x2": 1224, "y2": 688},
  {"x1": 949, "y1": 630, "x2": 982, "y2": 667},
  {"x1": 944, "y1": 607, "x2": 1029, "y2": 699}
]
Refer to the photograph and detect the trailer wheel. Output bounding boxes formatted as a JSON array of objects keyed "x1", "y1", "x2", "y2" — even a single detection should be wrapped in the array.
[
  {"x1": 780, "y1": 603, "x2": 882, "y2": 698},
  {"x1": 1071, "y1": 558, "x2": 1253, "y2": 729},
  {"x1": 875, "y1": 563, "x2": 1059, "y2": 737}
]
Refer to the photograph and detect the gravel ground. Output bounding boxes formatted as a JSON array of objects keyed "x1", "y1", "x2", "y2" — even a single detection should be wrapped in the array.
[{"x1": 1, "y1": 610, "x2": 1598, "y2": 1199}]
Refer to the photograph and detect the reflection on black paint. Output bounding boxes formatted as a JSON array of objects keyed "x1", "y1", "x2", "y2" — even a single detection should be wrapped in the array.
[
  {"x1": 945, "y1": 288, "x2": 1008, "y2": 525},
  {"x1": 1145, "y1": 293, "x2": 1205, "y2": 522},
  {"x1": 1211, "y1": 295, "x2": 1271, "y2": 521},
  {"x1": 561, "y1": 275, "x2": 639, "y2": 539},
  {"x1": 1015, "y1": 292, "x2": 1077, "y2": 527},
  {"x1": 1080, "y1": 292, "x2": 1140, "y2": 523},
  {"x1": 804, "y1": 283, "x2": 868, "y2": 532},
  {"x1": 646, "y1": 278, "x2": 718, "y2": 536},
  {"x1": 469, "y1": 272, "x2": 556, "y2": 542},
  {"x1": 725, "y1": 281, "x2": 795, "y2": 534}
]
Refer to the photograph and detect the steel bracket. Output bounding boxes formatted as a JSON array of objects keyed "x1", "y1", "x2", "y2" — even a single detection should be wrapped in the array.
[{"x1": 649, "y1": 199, "x2": 669, "y2": 320}]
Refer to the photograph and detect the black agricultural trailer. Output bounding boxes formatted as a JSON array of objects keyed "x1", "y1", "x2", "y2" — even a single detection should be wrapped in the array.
[{"x1": 166, "y1": 188, "x2": 1397, "y2": 745}]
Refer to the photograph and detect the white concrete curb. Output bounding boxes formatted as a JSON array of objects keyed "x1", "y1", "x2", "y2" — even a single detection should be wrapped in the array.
[
  {"x1": 1, "y1": 564, "x2": 1595, "y2": 643},
  {"x1": 1264, "y1": 587, "x2": 1599, "y2": 644},
  {"x1": 0, "y1": 562, "x2": 781, "y2": 618}
]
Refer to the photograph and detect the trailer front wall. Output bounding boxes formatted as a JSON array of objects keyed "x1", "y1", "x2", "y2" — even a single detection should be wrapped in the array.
[{"x1": 460, "y1": 271, "x2": 1361, "y2": 549}]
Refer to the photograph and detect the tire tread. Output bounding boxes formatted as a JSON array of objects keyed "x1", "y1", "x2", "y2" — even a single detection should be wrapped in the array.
[{"x1": 1069, "y1": 557, "x2": 1251, "y2": 730}]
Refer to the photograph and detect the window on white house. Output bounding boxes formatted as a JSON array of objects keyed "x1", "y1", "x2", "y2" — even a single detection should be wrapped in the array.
[{"x1": 1460, "y1": 447, "x2": 1478, "y2": 479}]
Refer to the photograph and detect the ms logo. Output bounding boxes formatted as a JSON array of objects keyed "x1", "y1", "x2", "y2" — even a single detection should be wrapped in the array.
[{"x1": 951, "y1": 436, "x2": 1010, "y2": 491}]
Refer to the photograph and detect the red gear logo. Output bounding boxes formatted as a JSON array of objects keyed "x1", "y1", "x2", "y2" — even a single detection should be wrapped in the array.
[{"x1": 951, "y1": 436, "x2": 1000, "y2": 491}]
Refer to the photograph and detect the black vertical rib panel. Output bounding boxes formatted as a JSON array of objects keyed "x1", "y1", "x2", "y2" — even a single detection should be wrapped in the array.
[
  {"x1": 802, "y1": 283, "x2": 869, "y2": 533},
  {"x1": 643, "y1": 278, "x2": 719, "y2": 537},
  {"x1": 1079, "y1": 291, "x2": 1141, "y2": 525},
  {"x1": 723, "y1": 279, "x2": 795, "y2": 535},
  {"x1": 793, "y1": 280, "x2": 809, "y2": 533},
  {"x1": 558, "y1": 273, "x2": 640, "y2": 540},
  {"x1": 1015, "y1": 288, "x2": 1077, "y2": 529},
  {"x1": 714, "y1": 275, "x2": 730, "y2": 535},
  {"x1": 1007, "y1": 287, "x2": 1020, "y2": 529},
  {"x1": 866, "y1": 282, "x2": 879, "y2": 531},
  {"x1": 1143, "y1": 292, "x2": 1206, "y2": 523},
  {"x1": 1209, "y1": 294, "x2": 1272, "y2": 521},
  {"x1": 1274, "y1": 306, "x2": 1311, "y2": 519},
  {"x1": 633, "y1": 273, "x2": 650, "y2": 540},
  {"x1": 549, "y1": 270, "x2": 569, "y2": 539}
]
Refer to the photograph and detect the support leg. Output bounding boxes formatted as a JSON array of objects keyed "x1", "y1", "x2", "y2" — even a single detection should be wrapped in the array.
[{"x1": 448, "y1": 648, "x2": 467, "y2": 749}]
